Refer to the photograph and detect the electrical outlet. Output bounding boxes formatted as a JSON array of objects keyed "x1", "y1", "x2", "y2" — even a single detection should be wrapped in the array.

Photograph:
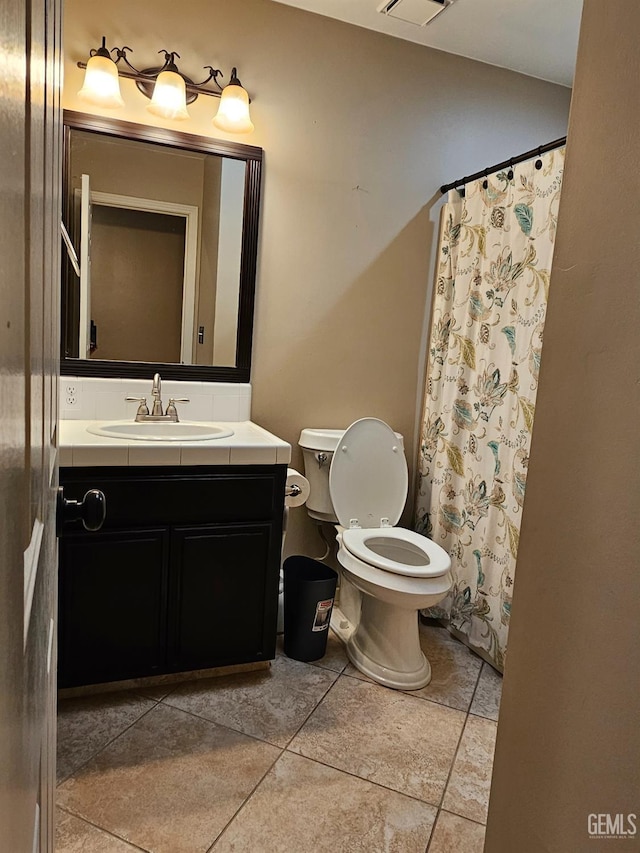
[{"x1": 65, "y1": 383, "x2": 79, "y2": 408}]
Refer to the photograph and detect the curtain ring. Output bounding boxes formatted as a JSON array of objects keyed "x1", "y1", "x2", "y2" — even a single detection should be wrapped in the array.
[
  {"x1": 482, "y1": 169, "x2": 488, "y2": 190},
  {"x1": 535, "y1": 146, "x2": 543, "y2": 170},
  {"x1": 507, "y1": 160, "x2": 514, "y2": 180}
]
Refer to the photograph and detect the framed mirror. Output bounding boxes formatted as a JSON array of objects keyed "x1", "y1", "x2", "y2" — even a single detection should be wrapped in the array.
[{"x1": 61, "y1": 110, "x2": 263, "y2": 382}]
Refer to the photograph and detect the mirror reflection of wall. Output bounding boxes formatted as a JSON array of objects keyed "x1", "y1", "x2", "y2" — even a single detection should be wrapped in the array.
[{"x1": 67, "y1": 130, "x2": 246, "y2": 367}]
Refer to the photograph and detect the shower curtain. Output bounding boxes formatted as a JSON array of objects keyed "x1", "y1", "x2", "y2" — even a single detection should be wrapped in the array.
[{"x1": 415, "y1": 148, "x2": 564, "y2": 671}]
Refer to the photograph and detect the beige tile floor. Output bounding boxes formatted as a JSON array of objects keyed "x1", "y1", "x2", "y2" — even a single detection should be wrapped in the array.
[{"x1": 56, "y1": 623, "x2": 502, "y2": 853}]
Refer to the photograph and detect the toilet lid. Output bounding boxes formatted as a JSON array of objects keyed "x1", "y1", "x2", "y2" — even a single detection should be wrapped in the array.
[{"x1": 329, "y1": 418, "x2": 407, "y2": 529}]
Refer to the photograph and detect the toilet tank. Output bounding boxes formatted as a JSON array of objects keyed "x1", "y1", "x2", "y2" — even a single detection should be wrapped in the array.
[
  {"x1": 299, "y1": 426, "x2": 404, "y2": 523},
  {"x1": 299, "y1": 429, "x2": 345, "y2": 522}
]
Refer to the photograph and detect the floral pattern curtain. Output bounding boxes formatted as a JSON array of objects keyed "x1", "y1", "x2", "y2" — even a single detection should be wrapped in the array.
[{"x1": 415, "y1": 149, "x2": 564, "y2": 671}]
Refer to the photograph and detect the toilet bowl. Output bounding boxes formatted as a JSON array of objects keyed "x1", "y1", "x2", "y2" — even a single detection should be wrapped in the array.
[{"x1": 300, "y1": 418, "x2": 451, "y2": 690}]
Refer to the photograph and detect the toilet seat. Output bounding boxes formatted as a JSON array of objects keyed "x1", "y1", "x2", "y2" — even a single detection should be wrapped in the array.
[{"x1": 341, "y1": 527, "x2": 450, "y2": 579}]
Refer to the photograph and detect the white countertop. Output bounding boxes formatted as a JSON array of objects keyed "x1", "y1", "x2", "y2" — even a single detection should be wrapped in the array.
[{"x1": 59, "y1": 420, "x2": 291, "y2": 467}]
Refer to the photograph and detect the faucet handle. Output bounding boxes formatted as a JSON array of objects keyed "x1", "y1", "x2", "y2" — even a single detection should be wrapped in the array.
[
  {"x1": 125, "y1": 396, "x2": 149, "y2": 416},
  {"x1": 166, "y1": 398, "x2": 189, "y2": 421}
]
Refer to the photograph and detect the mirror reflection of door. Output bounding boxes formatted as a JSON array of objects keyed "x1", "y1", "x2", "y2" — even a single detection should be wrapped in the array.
[
  {"x1": 91, "y1": 203, "x2": 187, "y2": 363},
  {"x1": 82, "y1": 192, "x2": 198, "y2": 364},
  {"x1": 67, "y1": 131, "x2": 246, "y2": 367}
]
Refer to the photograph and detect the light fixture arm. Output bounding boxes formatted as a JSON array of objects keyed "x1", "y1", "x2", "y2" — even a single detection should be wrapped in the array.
[
  {"x1": 194, "y1": 66, "x2": 224, "y2": 91},
  {"x1": 158, "y1": 49, "x2": 181, "y2": 72},
  {"x1": 111, "y1": 46, "x2": 146, "y2": 78}
]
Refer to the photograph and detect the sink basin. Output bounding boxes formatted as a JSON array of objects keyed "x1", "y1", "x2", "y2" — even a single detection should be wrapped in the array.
[{"x1": 87, "y1": 421, "x2": 234, "y2": 442}]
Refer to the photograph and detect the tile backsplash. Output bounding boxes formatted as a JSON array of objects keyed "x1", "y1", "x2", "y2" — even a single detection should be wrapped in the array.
[{"x1": 61, "y1": 377, "x2": 251, "y2": 423}]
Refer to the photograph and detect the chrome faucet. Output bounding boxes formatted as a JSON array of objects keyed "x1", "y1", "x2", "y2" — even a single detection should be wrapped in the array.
[
  {"x1": 151, "y1": 373, "x2": 163, "y2": 417},
  {"x1": 125, "y1": 372, "x2": 189, "y2": 422}
]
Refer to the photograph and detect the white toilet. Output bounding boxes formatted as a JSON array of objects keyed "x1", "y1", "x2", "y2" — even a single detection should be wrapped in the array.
[{"x1": 299, "y1": 418, "x2": 451, "y2": 690}]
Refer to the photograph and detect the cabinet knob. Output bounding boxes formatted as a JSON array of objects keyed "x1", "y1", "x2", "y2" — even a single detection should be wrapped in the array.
[{"x1": 57, "y1": 487, "x2": 106, "y2": 534}]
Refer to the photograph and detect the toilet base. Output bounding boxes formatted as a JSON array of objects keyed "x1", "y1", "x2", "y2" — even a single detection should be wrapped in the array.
[
  {"x1": 347, "y1": 636, "x2": 431, "y2": 690},
  {"x1": 344, "y1": 595, "x2": 432, "y2": 690}
]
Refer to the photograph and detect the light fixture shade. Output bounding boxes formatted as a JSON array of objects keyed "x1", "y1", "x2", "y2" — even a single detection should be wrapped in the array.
[
  {"x1": 212, "y1": 78, "x2": 254, "y2": 134},
  {"x1": 77, "y1": 54, "x2": 124, "y2": 109},
  {"x1": 147, "y1": 70, "x2": 190, "y2": 120}
]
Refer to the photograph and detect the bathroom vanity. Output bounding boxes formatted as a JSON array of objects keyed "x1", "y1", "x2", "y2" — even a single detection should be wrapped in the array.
[{"x1": 58, "y1": 419, "x2": 290, "y2": 688}]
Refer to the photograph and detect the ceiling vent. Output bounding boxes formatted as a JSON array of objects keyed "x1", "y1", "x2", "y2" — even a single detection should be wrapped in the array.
[{"x1": 377, "y1": 0, "x2": 455, "y2": 27}]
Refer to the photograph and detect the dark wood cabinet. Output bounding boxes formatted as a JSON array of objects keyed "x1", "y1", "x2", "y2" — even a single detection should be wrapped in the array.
[
  {"x1": 59, "y1": 528, "x2": 169, "y2": 685},
  {"x1": 169, "y1": 524, "x2": 272, "y2": 671},
  {"x1": 58, "y1": 465, "x2": 286, "y2": 688}
]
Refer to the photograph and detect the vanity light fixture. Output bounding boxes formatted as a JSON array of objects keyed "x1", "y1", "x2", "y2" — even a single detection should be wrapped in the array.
[
  {"x1": 77, "y1": 38, "x2": 254, "y2": 133},
  {"x1": 146, "y1": 53, "x2": 191, "y2": 121},
  {"x1": 212, "y1": 69, "x2": 254, "y2": 134},
  {"x1": 77, "y1": 37, "x2": 125, "y2": 109}
]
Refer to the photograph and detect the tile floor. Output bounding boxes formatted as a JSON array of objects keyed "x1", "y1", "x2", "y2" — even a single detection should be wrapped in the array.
[{"x1": 56, "y1": 623, "x2": 501, "y2": 853}]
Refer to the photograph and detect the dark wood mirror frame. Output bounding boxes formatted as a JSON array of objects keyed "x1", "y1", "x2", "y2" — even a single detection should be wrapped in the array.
[{"x1": 61, "y1": 110, "x2": 263, "y2": 382}]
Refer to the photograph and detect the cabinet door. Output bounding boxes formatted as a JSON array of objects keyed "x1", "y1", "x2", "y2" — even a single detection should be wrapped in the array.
[
  {"x1": 59, "y1": 528, "x2": 169, "y2": 687},
  {"x1": 170, "y1": 523, "x2": 276, "y2": 670}
]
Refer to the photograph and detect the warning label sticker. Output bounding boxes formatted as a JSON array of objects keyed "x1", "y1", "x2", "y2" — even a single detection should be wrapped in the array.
[{"x1": 312, "y1": 598, "x2": 333, "y2": 632}]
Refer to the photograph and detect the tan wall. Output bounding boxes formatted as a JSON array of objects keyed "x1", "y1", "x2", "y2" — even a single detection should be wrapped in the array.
[
  {"x1": 63, "y1": 0, "x2": 570, "y2": 557},
  {"x1": 485, "y1": 2, "x2": 640, "y2": 850},
  {"x1": 70, "y1": 131, "x2": 206, "y2": 205}
]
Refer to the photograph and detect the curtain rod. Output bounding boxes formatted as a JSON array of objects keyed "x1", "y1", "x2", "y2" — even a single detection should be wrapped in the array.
[{"x1": 440, "y1": 135, "x2": 567, "y2": 195}]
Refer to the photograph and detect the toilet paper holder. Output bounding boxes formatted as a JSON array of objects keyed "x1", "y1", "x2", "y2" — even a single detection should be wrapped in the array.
[{"x1": 284, "y1": 468, "x2": 310, "y2": 508}]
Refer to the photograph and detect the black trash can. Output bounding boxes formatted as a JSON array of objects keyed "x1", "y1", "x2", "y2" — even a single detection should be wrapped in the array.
[{"x1": 283, "y1": 556, "x2": 338, "y2": 662}]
